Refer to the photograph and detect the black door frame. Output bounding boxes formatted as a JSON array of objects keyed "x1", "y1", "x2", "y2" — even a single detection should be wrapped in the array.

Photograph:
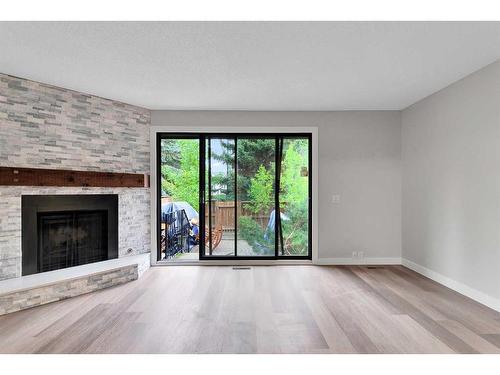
[{"x1": 156, "y1": 132, "x2": 312, "y2": 261}]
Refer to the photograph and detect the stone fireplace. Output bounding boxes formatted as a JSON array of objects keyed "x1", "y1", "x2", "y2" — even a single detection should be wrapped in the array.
[
  {"x1": 0, "y1": 73, "x2": 152, "y2": 315},
  {"x1": 0, "y1": 73, "x2": 152, "y2": 283}
]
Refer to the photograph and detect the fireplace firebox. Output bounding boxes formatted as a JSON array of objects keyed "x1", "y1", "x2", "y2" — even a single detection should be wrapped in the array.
[{"x1": 22, "y1": 195, "x2": 118, "y2": 276}]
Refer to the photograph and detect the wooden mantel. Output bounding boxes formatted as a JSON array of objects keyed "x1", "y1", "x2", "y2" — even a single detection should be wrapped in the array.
[{"x1": 0, "y1": 167, "x2": 150, "y2": 188}]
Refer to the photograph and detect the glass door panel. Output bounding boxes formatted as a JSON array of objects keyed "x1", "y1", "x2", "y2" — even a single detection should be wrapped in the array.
[
  {"x1": 236, "y1": 137, "x2": 276, "y2": 256},
  {"x1": 277, "y1": 137, "x2": 310, "y2": 256},
  {"x1": 203, "y1": 138, "x2": 236, "y2": 256},
  {"x1": 159, "y1": 136, "x2": 200, "y2": 261}
]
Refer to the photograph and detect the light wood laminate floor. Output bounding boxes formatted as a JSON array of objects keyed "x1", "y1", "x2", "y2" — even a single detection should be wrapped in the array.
[{"x1": 1, "y1": 265, "x2": 500, "y2": 354}]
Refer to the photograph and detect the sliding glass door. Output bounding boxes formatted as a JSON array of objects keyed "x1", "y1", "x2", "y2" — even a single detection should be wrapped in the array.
[
  {"x1": 202, "y1": 136, "x2": 277, "y2": 258},
  {"x1": 203, "y1": 137, "x2": 236, "y2": 256},
  {"x1": 157, "y1": 133, "x2": 311, "y2": 261},
  {"x1": 277, "y1": 137, "x2": 310, "y2": 256}
]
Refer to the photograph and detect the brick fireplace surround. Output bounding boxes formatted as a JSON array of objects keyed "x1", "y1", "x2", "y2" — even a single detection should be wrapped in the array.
[{"x1": 0, "y1": 73, "x2": 151, "y2": 314}]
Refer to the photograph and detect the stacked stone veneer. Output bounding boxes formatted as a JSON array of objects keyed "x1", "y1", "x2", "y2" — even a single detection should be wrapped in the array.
[
  {"x1": 0, "y1": 73, "x2": 151, "y2": 281},
  {"x1": 0, "y1": 186, "x2": 150, "y2": 280},
  {"x1": 0, "y1": 264, "x2": 138, "y2": 315}
]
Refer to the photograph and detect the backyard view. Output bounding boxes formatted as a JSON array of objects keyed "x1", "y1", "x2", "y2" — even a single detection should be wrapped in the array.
[
  {"x1": 160, "y1": 138, "x2": 200, "y2": 260},
  {"x1": 159, "y1": 135, "x2": 310, "y2": 260},
  {"x1": 279, "y1": 138, "x2": 310, "y2": 256},
  {"x1": 161, "y1": 138, "x2": 200, "y2": 211}
]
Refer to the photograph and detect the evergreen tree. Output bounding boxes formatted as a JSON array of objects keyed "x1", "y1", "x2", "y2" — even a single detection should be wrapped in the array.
[{"x1": 211, "y1": 138, "x2": 275, "y2": 201}]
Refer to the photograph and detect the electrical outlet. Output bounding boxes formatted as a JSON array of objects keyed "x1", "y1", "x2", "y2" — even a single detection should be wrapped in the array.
[
  {"x1": 352, "y1": 251, "x2": 358, "y2": 258},
  {"x1": 358, "y1": 251, "x2": 364, "y2": 259},
  {"x1": 332, "y1": 194, "x2": 341, "y2": 203}
]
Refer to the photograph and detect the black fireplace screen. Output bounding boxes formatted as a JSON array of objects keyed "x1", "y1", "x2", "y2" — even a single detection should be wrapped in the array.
[
  {"x1": 38, "y1": 210, "x2": 108, "y2": 272},
  {"x1": 22, "y1": 194, "x2": 118, "y2": 276}
]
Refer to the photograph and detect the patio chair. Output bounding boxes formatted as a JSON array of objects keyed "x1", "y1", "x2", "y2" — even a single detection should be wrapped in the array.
[
  {"x1": 208, "y1": 224, "x2": 223, "y2": 250},
  {"x1": 195, "y1": 223, "x2": 223, "y2": 251}
]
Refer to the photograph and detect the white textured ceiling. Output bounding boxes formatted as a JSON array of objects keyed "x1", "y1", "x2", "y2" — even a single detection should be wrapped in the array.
[{"x1": 1, "y1": 22, "x2": 500, "y2": 110}]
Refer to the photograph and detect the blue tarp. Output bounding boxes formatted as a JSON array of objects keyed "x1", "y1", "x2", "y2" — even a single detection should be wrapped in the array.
[{"x1": 161, "y1": 201, "x2": 199, "y2": 221}]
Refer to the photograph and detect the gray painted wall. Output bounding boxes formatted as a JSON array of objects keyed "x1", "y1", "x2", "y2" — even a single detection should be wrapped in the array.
[
  {"x1": 152, "y1": 110, "x2": 402, "y2": 262},
  {"x1": 0, "y1": 74, "x2": 151, "y2": 281},
  {"x1": 402, "y1": 60, "x2": 500, "y2": 304}
]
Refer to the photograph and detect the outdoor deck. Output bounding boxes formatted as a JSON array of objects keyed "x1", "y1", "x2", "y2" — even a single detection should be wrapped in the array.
[{"x1": 174, "y1": 231, "x2": 272, "y2": 260}]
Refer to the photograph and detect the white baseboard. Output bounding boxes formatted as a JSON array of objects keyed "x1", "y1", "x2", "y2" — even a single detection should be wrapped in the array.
[
  {"x1": 315, "y1": 257, "x2": 402, "y2": 265},
  {"x1": 402, "y1": 258, "x2": 500, "y2": 313}
]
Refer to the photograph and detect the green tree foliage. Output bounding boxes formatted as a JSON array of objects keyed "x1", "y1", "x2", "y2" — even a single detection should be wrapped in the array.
[
  {"x1": 247, "y1": 165, "x2": 274, "y2": 214},
  {"x1": 210, "y1": 172, "x2": 232, "y2": 201},
  {"x1": 160, "y1": 139, "x2": 182, "y2": 197},
  {"x1": 281, "y1": 139, "x2": 308, "y2": 206},
  {"x1": 209, "y1": 139, "x2": 235, "y2": 201},
  {"x1": 212, "y1": 138, "x2": 275, "y2": 201},
  {"x1": 239, "y1": 139, "x2": 309, "y2": 255},
  {"x1": 161, "y1": 139, "x2": 200, "y2": 211},
  {"x1": 238, "y1": 216, "x2": 274, "y2": 255},
  {"x1": 280, "y1": 139, "x2": 309, "y2": 255},
  {"x1": 160, "y1": 139, "x2": 181, "y2": 168}
]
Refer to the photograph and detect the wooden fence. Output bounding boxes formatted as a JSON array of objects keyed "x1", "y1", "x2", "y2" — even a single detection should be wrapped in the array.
[{"x1": 205, "y1": 201, "x2": 270, "y2": 230}]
